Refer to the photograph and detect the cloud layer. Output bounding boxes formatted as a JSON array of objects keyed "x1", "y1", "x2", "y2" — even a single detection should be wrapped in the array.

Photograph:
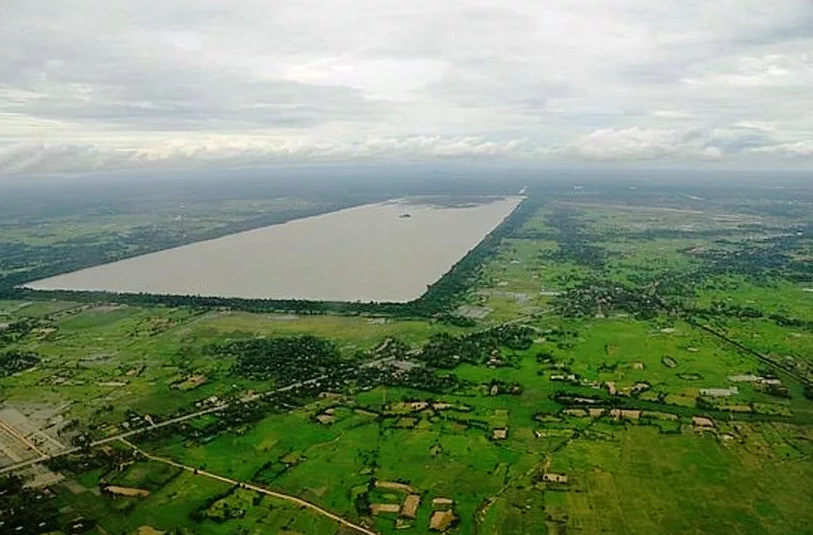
[{"x1": 2, "y1": 0, "x2": 812, "y2": 175}]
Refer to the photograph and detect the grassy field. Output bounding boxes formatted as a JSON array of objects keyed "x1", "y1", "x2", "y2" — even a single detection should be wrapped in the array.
[{"x1": 549, "y1": 423, "x2": 813, "y2": 535}]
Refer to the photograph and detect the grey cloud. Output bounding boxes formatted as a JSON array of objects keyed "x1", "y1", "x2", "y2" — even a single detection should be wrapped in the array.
[
  {"x1": 422, "y1": 58, "x2": 568, "y2": 113},
  {"x1": 567, "y1": 127, "x2": 721, "y2": 162},
  {"x1": 0, "y1": 9, "x2": 389, "y2": 130},
  {"x1": 0, "y1": 143, "x2": 142, "y2": 175},
  {"x1": 748, "y1": 140, "x2": 813, "y2": 158},
  {"x1": 2, "y1": 73, "x2": 387, "y2": 131},
  {"x1": 376, "y1": 6, "x2": 567, "y2": 113},
  {"x1": 373, "y1": 6, "x2": 540, "y2": 61},
  {"x1": 708, "y1": 124, "x2": 784, "y2": 154},
  {"x1": 1, "y1": 0, "x2": 812, "y2": 174},
  {"x1": 0, "y1": 136, "x2": 551, "y2": 176},
  {"x1": 608, "y1": 0, "x2": 813, "y2": 86}
]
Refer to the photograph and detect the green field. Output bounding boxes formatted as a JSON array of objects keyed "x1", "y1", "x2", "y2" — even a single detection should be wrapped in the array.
[{"x1": 2, "y1": 182, "x2": 813, "y2": 535}]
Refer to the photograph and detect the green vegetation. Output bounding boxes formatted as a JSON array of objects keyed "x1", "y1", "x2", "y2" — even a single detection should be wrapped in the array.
[
  {"x1": 0, "y1": 475, "x2": 61, "y2": 534},
  {"x1": 217, "y1": 335, "x2": 342, "y2": 382},
  {"x1": 2, "y1": 180, "x2": 813, "y2": 534},
  {"x1": 0, "y1": 349, "x2": 40, "y2": 377},
  {"x1": 418, "y1": 324, "x2": 534, "y2": 368}
]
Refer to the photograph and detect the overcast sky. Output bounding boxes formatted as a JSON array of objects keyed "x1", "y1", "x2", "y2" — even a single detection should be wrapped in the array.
[{"x1": 1, "y1": 0, "x2": 812, "y2": 176}]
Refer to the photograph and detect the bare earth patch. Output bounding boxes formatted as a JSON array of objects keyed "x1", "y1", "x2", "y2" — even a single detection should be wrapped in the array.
[
  {"x1": 371, "y1": 503, "x2": 401, "y2": 515},
  {"x1": 375, "y1": 480, "x2": 418, "y2": 493},
  {"x1": 105, "y1": 486, "x2": 151, "y2": 497}
]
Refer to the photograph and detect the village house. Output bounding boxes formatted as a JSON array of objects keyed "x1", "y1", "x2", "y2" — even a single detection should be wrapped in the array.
[
  {"x1": 430, "y1": 509, "x2": 456, "y2": 531},
  {"x1": 400, "y1": 494, "x2": 421, "y2": 519},
  {"x1": 542, "y1": 473, "x2": 568, "y2": 483},
  {"x1": 692, "y1": 416, "x2": 715, "y2": 428}
]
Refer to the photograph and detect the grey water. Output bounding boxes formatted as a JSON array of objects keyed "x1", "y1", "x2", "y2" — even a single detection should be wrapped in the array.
[{"x1": 26, "y1": 196, "x2": 523, "y2": 302}]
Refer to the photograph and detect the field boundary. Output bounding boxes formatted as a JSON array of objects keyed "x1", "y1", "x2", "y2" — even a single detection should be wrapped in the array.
[{"x1": 119, "y1": 439, "x2": 378, "y2": 535}]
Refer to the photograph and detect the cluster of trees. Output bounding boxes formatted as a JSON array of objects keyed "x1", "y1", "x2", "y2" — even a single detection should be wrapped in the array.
[
  {"x1": 687, "y1": 300, "x2": 813, "y2": 332},
  {"x1": 543, "y1": 209, "x2": 607, "y2": 270},
  {"x1": 208, "y1": 335, "x2": 342, "y2": 383},
  {"x1": 481, "y1": 324, "x2": 537, "y2": 349},
  {"x1": 384, "y1": 367, "x2": 461, "y2": 394},
  {"x1": 485, "y1": 378, "x2": 523, "y2": 395},
  {"x1": 553, "y1": 279, "x2": 661, "y2": 319},
  {"x1": 189, "y1": 485, "x2": 243, "y2": 523},
  {"x1": 626, "y1": 228, "x2": 741, "y2": 241},
  {"x1": 691, "y1": 233, "x2": 812, "y2": 284},
  {"x1": 252, "y1": 456, "x2": 301, "y2": 486},
  {"x1": 420, "y1": 332, "x2": 486, "y2": 369},
  {"x1": 0, "y1": 317, "x2": 50, "y2": 347},
  {"x1": 417, "y1": 324, "x2": 535, "y2": 369},
  {"x1": 351, "y1": 361, "x2": 461, "y2": 394},
  {"x1": 0, "y1": 349, "x2": 40, "y2": 378},
  {"x1": 767, "y1": 313, "x2": 813, "y2": 331},
  {"x1": 0, "y1": 475, "x2": 61, "y2": 535}
]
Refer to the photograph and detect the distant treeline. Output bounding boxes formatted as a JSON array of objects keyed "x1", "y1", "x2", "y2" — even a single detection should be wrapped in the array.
[
  {"x1": 0, "y1": 287, "x2": 414, "y2": 315},
  {"x1": 2, "y1": 196, "x2": 536, "y2": 317}
]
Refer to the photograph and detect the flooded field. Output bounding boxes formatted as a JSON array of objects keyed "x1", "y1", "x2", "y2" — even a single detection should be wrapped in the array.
[{"x1": 25, "y1": 196, "x2": 522, "y2": 302}]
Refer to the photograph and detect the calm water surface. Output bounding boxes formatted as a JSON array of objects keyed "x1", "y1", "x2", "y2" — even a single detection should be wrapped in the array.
[{"x1": 26, "y1": 197, "x2": 522, "y2": 302}]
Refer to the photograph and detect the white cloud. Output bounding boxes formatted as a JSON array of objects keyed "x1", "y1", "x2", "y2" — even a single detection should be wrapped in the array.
[
  {"x1": 1, "y1": 0, "x2": 812, "y2": 174},
  {"x1": 652, "y1": 110, "x2": 695, "y2": 119},
  {"x1": 567, "y1": 127, "x2": 721, "y2": 162},
  {"x1": 748, "y1": 140, "x2": 813, "y2": 157},
  {"x1": 732, "y1": 121, "x2": 777, "y2": 133},
  {"x1": 681, "y1": 53, "x2": 813, "y2": 88},
  {"x1": 0, "y1": 136, "x2": 556, "y2": 175}
]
